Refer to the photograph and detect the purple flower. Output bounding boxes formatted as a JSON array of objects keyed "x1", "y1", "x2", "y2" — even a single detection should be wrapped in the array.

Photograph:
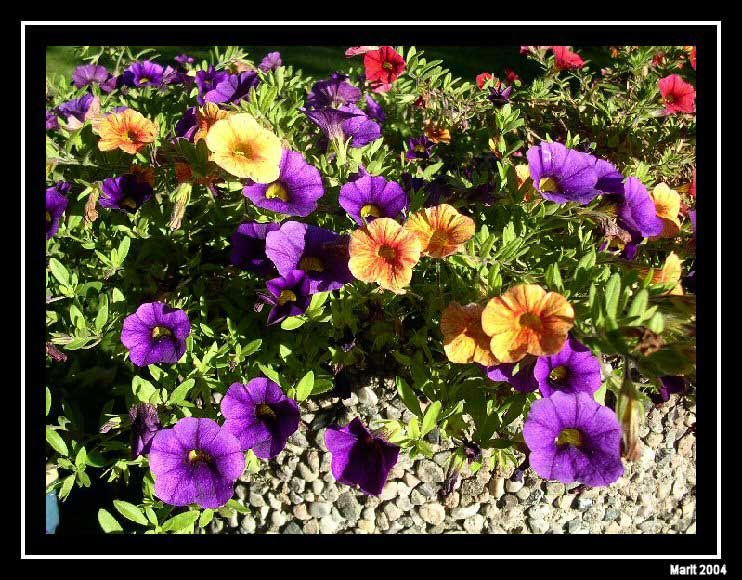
[
  {"x1": 364, "y1": 95, "x2": 386, "y2": 124},
  {"x1": 121, "y1": 302, "x2": 191, "y2": 367},
  {"x1": 261, "y1": 270, "x2": 313, "y2": 325},
  {"x1": 265, "y1": 221, "x2": 354, "y2": 293},
  {"x1": 46, "y1": 110, "x2": 59, "y2": 131},
  {"x1": 221, "y1": 377, "x2": 300, "y2": 459},
  {"x1": 527, "y1": 141, "x2": 600, "y2": 205},
  {"x1": 306, "y1": 73, "x2": 362, "y2": 109},
  {"x1": 149, "y1": 417, "x2": 245, "y2": 508},
  {"x1": 486, "y1": 359, "x2": 539, "y2": 393},
  {"x1": 590, "y1": 156, "x2": 625, "y2": 195},
  {"x1": 301, "y1": 107, "x2": 364, "y2": 142},
  {"x1": 119, "y1": 60, "x2": 171, "y2": 88},
  {"x1": 229, "y1": 221, "x2": 280, "y2": 275},
  {"x1": 523, "y1": 391, "x2": 624, "y2": 487},
  {"x1": 243, "y1": 149, "x2": 325, "y2": 217},
  {"x1": 71, "y1": 64, "x2": 116, "y2": 92},
  {"x1": 340, "y1": 104, "x2": 382, "y2": 147},
  {"x1": 205, "y1": 71, "x2": 261, "y2": 105},
  {"x1": 533, "y1": 336, "x2": 603, "y2": 397},
  {"x1": 325, "y1": 417, "x2": 400, "y2": 496},
  {"x1": 487, "y1": 82, "x2": 513, "y2": 107},
  {"x1": 46, "y1": 182, "x2": 70, "y2": 240},
  {"x1": 99, "y1": 174, "x2": 154, "y2": 214},
  {"x1": 615, "y1": 177, "x2": 664, "y2": 238},
  {"x1": 174, "y1": 106, "x2": 198, "y2": 141},
  {"x1": 57, "y1": 93, "x2": 94, "y2": 123},
  {"x1": 406, "y1": 135, "x2": 435, "y2": 160},
  {"x1": 339, "y1": 175, "x2": 409, "y2": 225},
  {"x1": 195, "y1": 66, "x2": 229, "y2": 105},
  {"x1": 259, "y1": 51, "x2": 282, "y2": 72},
  {"x1": 175, "y1": 54, "x2": 195, "y2": 66},
  {"x1": 129, "y1": 403, "x2": 161, "y2": 458},
  {"x1": 651, "y1": 376, "x2": 687, "y2": 404}
]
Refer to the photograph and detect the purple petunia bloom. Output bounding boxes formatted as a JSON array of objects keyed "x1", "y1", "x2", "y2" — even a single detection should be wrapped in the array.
[
  {"x1": 262, "y1": 270, "x2": 313, "y2": 325},
  {"x1": 57, "y1": 93, "x2": 95, "y2": 123},
  {"x1": 533, "y1": 336, "x2": 603, "y2": 398},
  {"x1": 129, "y1": 403, "x2": 161, "y2": 458},
  {"x1": 119, "y1": 60, "x2": 172, "y2": 88},
  {"x1": 46, "y1": 110, "x2": 59, "y2": 131},
  {"x1": 485, "y1": 359, "x2": 539, "y2": 393},
  {"x1": 488, "y1": 82, "x2": 513, "y2": 107},
  {"x1": 364, "y1": 95, "x2": 386, "y2": 124},
  {"x1": 651, "y1": 376, "x2": 687, "y2": 404},
  {"x1": 175, "y1": 54, "x2": 195, "y2": 67},
  {"x1": 406, "y1": 135, "x2": 435, "y2": 160},
  {"x1": 99, "y1": 174, "x2": 154, "y2": 214},
  {"x1": 46, "y1": 182, "x2": 71, "y2": 240},
  {"x1": 174, "y1": 106, "x2": 198, "y2": 141},
  {"x1": 121, "y1": 302, "x2": 192, "y2": 367},
  {"x1": 71, "y1": 64, "x2": 116, "y2": 92},
  {"x1": 615, "y1": 177, "x2": 664, "y2": 239},
  {"x1": 325, "y1": 417, "x2": 400, "y2": 496},
  {"x1": 149, "y1": 417, "x2": 245, "y2": 509},
  {"x1": 306, "y1": 73, "x2": 362, "y2": 109},
  {"x1": 339, "y1": 104, "x2": 382, "y2": 147},
  {"x1": 590, "y1": 156, "x2": 625, "y2": 195},
  {"x1": 523, "y1": 391, "x2": 624, "y2": 487},
  {"x1": 229, "y1": 221, "x2": 281, "y2": 275},
  {"x1": 301, "y1": 106, "x2": 363, "y2": 143},
  {"x1": 243, "y1": 149, "x2": 325, "y2": 217},
  {"x1": 221, "y1": 377, "x2": 301, "y2": 459},
  {"x1": 195, "y1": 66, "x2": 229, "y2": 105},
  {"x1": 265, "y1": 221, "x2": 354, "y2": 293},
  {"x1": 259, "y1": 51, "x2": 282, "y2": 72},
  {"x1": 205, "y1": 71, "x2": 261, "y2": 104},
  {"x1": 527, "y1": 141, "x2": 600, "y2": 205},
  {"x1": 339, "y1": 175, "x2": 409, "y2": 225}
]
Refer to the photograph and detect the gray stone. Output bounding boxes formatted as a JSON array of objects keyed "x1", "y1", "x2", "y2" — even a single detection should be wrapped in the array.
[
  {"x1": 309, "y1": 502, "x2": 332, "y2": 518},
  {"x1": 337, "y1": 492, "x2": 362, "y2": 522},
  {"x1": 417, "y1": 460, "x2": 445, "y2": 483},
  {"x1": 282, "y1": 522, "x2": 303, "y2": 534},
  {"x1": 419, "y1": 502, "x2": 446, "y2": 526},
  {"x1": 451, "y1": 503, "x2": 481, "y2": 520}
]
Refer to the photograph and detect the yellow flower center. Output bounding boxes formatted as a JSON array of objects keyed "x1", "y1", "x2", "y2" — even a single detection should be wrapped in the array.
[
  {"x1": 360, "y1": 204, "x2": 382, "y2": 219},
  {"x1": 234, "y1": 143, "x2": 253, "y2": 158},
  {"x1": 265, "y1": 182, "x2": 291, "y2": 202},
  {"x1": 519, "y1": 311, "x2": 542, "y2": 331},
  {"x1": 187, "y1": 449, "x2": 213, "y2": 465},
  {"x1": 126, "y1": 129, "x2": 140, "y2": 142},
  {"x1": 46, "y1": 211, "x2": 52, "y2": 223},
  {"x1": 299, "y1": 257, "x2": 324, "y2": 272},
  {"x1": 383, "y1": 62, "x2": 394, "y2": 71},
  {"x1": 378, "y1": 245, "x2": 397, "y2": 260},
  {"x1": 120, "y1": 197, "x2": 138, "y2": 209},
  {"x1": 151, "y1": 326, "x2": 172, "y2": 339},
  {"x1": 414, "y1": 144, "x2": 426, "y2": 153},
  {"x1": 256, "y1": 403, "x2": 277, "y2": 419},
  {"x1": 540, "y1": 177, "x2": 561, "y2": 193},
  {"x1": 278, "y1": 289, "x2": 297, "y2": 306},
  {"x1": 139, "y1": 77, "x2": 151, "y2": 85},
  {"x1": 556, "y1": 428, "x2": 584, "y2": 448},
  {"x1": 549, "y1": 365, "x2": 569, "y2": 384}
]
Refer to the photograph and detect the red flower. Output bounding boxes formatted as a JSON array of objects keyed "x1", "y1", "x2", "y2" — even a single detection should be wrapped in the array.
[
  {"x1": 551, "y1": 46, "x2": 585, "y2": 70},
  {"x1": 364, "y1": 46, "x2": 406, "y2": 86},
  {"x1": 659, "y1": 74, "x2": 696, "y2": 114},
  {"x1": 691, "y1": 47, "x2": 696, "y2": 70},
  {"x1": 504, "y1": 68, "x2": 520, "y2": 84},
  {"x1": 476, "y1": 72, "x2": 494, "y2": 89}
]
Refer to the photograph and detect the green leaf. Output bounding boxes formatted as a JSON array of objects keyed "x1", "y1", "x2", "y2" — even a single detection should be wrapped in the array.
[
  {"x1": 421, "y1": 401, "x2": 442, "y2": 436},
  {"x1": 311, "y1": 378, "x2": 334, "y2": 395},
  {"x1": 48, "y1": 258, "x2": 69, "y2": 286},
  {"x1": 628, "y1": 289, "x2": 649, "y2": 320},
  {"x1": 243, "y1": 338, "x2": 262, "y2": 356},
  {"x1": 295, "y1": 370, "x2": 314, "y2": 402},
  {"x1": 199, "y1": 509, "x2": 214, "y2": 528},
  {"x1": 58, "y1": 474, "x2": 75, "y2": 501},
  {"x1": 98, "y1": 509, "x2": 124, "y2": 533},
  {"x1": 168, "y1": 378, "x2": 195, "y2": 405},
  {"x1": 161, "y1": 510, "x2": 200, "y2": 533},
  {"x1": 408, "y1": 417, "x2": 421, "y2": 440},
  {"x1": 46, "y1": 427, "x2": 68, "y2": 456},
  {"x1": 604, "y1": 273, "x2": 621, "y2": 321},
  {"x1": 280, "y1": 316, "x2": 306, "y2": 330},
  {"x1": 113, "y1": 500, "x2": 149, "y2": 526},
  {"x1": 396, "y1": 377, "x2": 423, "y2": 418},
  {"x1": 45, "y1": 388, "x2": 51, "y2": 416},
  {"x1": 94, "y1": 294, "x2": 109, "y2": 332}
]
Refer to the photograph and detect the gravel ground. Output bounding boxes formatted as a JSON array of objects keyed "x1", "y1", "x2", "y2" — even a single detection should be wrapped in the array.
[{"x1": 202, "y1": 380, "x2": 696, "y2": 535}]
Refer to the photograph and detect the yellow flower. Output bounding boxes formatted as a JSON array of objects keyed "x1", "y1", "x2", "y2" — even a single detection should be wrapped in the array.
[
  {"x1": 650, "y1": 183, "x2": 682, "y2": 239},
  {"x1": 424, "y1": 121, "x2": 451, "y2": 144},
  {"x1": 441, "y1": 302, "x2": 499, "y2": 366},
  {"x1": 193, "y1": 102, "x2": 229, "y2": 144},
  {"x1": 650, "y1": 251, "x2": 684, "y2": 296},
  {"x1": 481, "y1": 284, "x2": 575, "y2": 363},
  {"x1": 404, "y1": 204, "x2": 475, "y2": 258},
  {"x1": 97, "y1": 109, "x2": 158, "y2": 154},
  {"x1": 204, "y1": 113, "x2": 282, "y2": 182},
  {"x1": 348, "y1": 218, "x2": 422, "y2": 293}
]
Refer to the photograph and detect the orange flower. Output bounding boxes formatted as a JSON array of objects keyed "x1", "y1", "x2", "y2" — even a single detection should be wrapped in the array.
[
  {"x1": 348, "y1": 217, "x2": 422, "y2": 293},
  {"x1": 481, "y1": 284, "x2": 575, "y2": 363},
  {"x1": 193, "y1": 102, "x2": 229, "y2": 144},
  {"x1": 405, "y1": 204, "x2": 475, "y2": 258},
  {"x1": 650, "y1": 183, "x2": 681, "y2": 239},
  {"x1": 131, "y1": 164, "x2": 155, "y2": 187},
  {"x1": 424, "y1": 121, "x2": 451, "y2": 144},
  {"x1": 441, "y1": 302, "x2": 499, "y2": 366},
  {"x1": 649, "y1": 252, "x2": 684, "y2": 296},
  {"x1": 97, "y1": 108, "x2": 158, "y2": 154}
]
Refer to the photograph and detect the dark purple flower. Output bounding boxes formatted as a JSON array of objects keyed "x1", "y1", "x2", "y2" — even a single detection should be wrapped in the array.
[
  {"x1": 340, "y1": 104, "x2": 382, "y2": 147},
  {"x1": 129, "y1": 403, "x2": 161, "y2": 458},
  {"x1": 590, "y1": 156, "x2": 625, "y2": 195},
  {"x1": 301, "y1": 106, "x2": 364, "y2": 142},
  {"x1": 533, "y1": 336, "x2": 602, "y2": 397},
  {"x1": 259, "y1": 51, "x2": 282, "y2": 72},
  {"x1": 527, "y1": 141, "x2": 600, "y2": 205},
  {"x1": 339, "y1": 175, "x2": 409, "y2": 225},
  {"x1": 263, "y1": 270, "x2": 313, "y2": 325},
  {"x1": 195, "y1": 66, "x2": 229, "y2": 105},
  {"x1": 651, "y1": 376, "x2": 687, "y2": 404},
  {"x1": 306, "y1": 73, "x2": 362, "y2": 109},
  {"x1": 487, "y1": 82, "x2": 513, "y2": 107},
  {"x1": 486, "y1": 358, "x2": 538, "y2": 393},
  {"x1": 265, "y1": 221, "x2": 354, "y2": 293},
  {"x1": 523, "y1": 391, "x2": 624, "y2": 487},
  {"x1": 406, "y1": 135, "x2": 435, "y2": 160},
  {"x1": 175, "y1": 54, "x2": 195, "y2": 67},
  {"x1": 174, "y1": 106, "x2": 198, "y2": 141},
  {"x1": 364, "y1": 95, "x2": 386, "y2": 124},
  {"x1": 229, "y1": 221, "x2": 280, "y2": 275},
  {"x1": 221, "y1": 378, "x2": 301, "y2": 459},
  {"x1": 57, "y1": 93, "x2": 94, "y2": 123},
  {"x1": 149, "y1": 417, "x2": 245, "y2": 508},
  {"x1": 99, "y1": 174, "x2": 154, "y2": 214},
  {"x1": 614, "y1": 177, "x2": 664, "y2": 238},
  {"x1": 46, "y1": 182, "x2": 70, "y2": 240},
  {"x1": 205, "y1": 71, "x2": 261, "y2": 104},
  {"x1": 243, "y1": 149, "x2": 325, "y2": 217},
  {"x1": 46, "y1": 110, "x2": 59, "y2": 131},
  {"x1": 71, "y1": 64, "x2": 116, "y2": 92},
  {"x1": 325, "y1": 417, "x2": 400, "y2": 496},
  {"x1": 119, "y1": 60, "x2": 170, "y2": 88},
  {"x1": 121, "y1": 302, "x2": 191, "y2": 367}
]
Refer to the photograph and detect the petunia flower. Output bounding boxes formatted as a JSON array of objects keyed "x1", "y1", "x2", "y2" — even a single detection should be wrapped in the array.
[
  {"x1": 505, "y1": 68, "x2": 521, "y2": 84},
  {"x1": 338, "y1": 104, "x2": 382, "y2": 148},
  {"x1": 221, "y1": 377, "x2": 300, "y2": 458},
  {"x1": 339, "y1": 175, "x2": 409, "y2": 225},
  {"x1": 406, "y1": 135, "x2": 435, "y2": 160},
  {"x1": 651, "y1": 376, "x2": 687, "y2": 404},
  {"x1": 551, "y1": 46, "x2": 585, "y2": 70},
  {"x1": 325, "y1": 417, "x2": 400, "y2": 496},
  {"x1": 650, "y1": 182, "x2": 682, "y2": 238},
  {"x1": 647, "y1": 251, "x2": 684, "y2": 296},
  {"x1": 488, "y1": 81, "x2": 513, "y2": 107},
  {"x1": 175, "y1": 54, "x2": 195, "y2": 66},
  {"x1": 533, "y1": 336, "x2": 602, "y2": 398},
  {"x1": 441, "y1": 302, "x2": 499, "y2": 366},
  {"x1": 57, "y1": 93, "x2": 95, "y2": 124},
  {"x1": 195, "y1": 66, "x2": 230, "y2": 105},
  {"x1": 265, "y1": 221, "x2": 354, "y2": 293},
  {"x1": 301, "y1": 106, "x2": 363, "y2": 143},
  {"x1": 364, "y1": 95, "x2": 386, "y2": 124},
  {"x1": 229, "y1": 221, "x2": 280, "y2": 275},
  {"x1": 204, "y1": 113, "x2": 282, "y2": 182},
  {"x1": 205, "y1": 71, "x2": 261, "y2": 104},
  {"x1": 659, "y1": 74, "x2": 696, "y2": 114},
  {"x1": 476, "y1": 72, "x2": 494, "y2": 89},
  {"x1": 149, "y1": 417, "x2": 245, "y2": 509},
  {"x1": 262, "y1": 270, "x2": 313, "y2": 325},
  {"x1": 485, "y1": 358, "x2": 539, "y2": 393},
  {"x1": 243, "y1": 149, "x2": 325, "y2": 217},
  {"x1": 404, "y1": 204, "x2": 475, "y2": 258},
  {"x1": 348, "y1": 217, "x2": 422, "y2": 293},
  {"x1": 306, "y1": 73, "x2": 362, "y2": 109},
  {"x1": 523, "y1": 391, "x2": 624, "y2": 486},
  {"x1": 71, "y1": 63, "x2": 116, "y2": 92},
  {"x1": 129, "y1": 403, "x2": 161, "y2": 458},
  {"x1": 481, "y1": 283, "x2": 575, "y2": 363},
  {"x1": 119, "y1": 60, "x2": 173, "y2": 88},
  {"x1": 345, "y1": 46, "x2": 380, "y2": 57},
  {"x1": 259, "y1": 51, "x2": 282, "y2": 72},
  {"x1": 589, "y1": 156, "x2": 625, "y2": 195},
  {"x1": 96, "y1": 108, "x2": 158, "y2": 154},
  {"x1": 424, "y1": 121, "x2": 451, "y2": 144},
  {"x1": 99, "y1": 173, "x2": 154, "y2": 214},
  {"x1": 46, "y1": 110, "x2": 59, "y2": 131},
  {"x1": 121, "y1": 302, "x2": 192, "y2": 367},
  {"x1": 364, "y1": 46, "x2": 406, "y2": 87},
  {"x1": 691, "y1": 47, "x2": 696, "y2": 70},
  {"x1": 46, "y1": 181, "x2": 70, "y2": 240},
  {"x1": 616, "y1": 177, "x2": 665, "y2": 238},
  {"x1": 526, "y1": 141, "x2": 600, "y2": 204}
]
